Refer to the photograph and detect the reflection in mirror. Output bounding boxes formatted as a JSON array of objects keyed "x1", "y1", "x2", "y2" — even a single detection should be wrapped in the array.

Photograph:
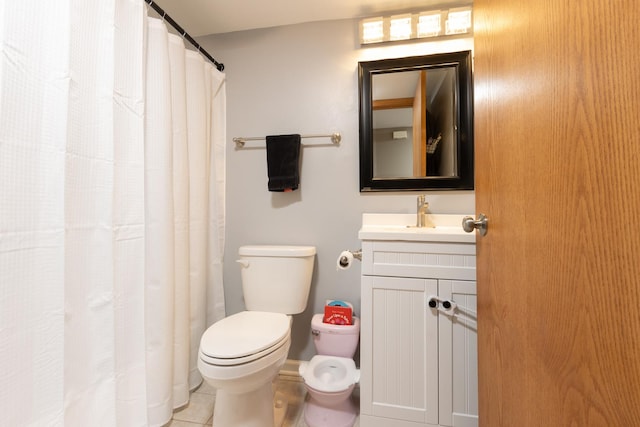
[
  {"x1": 359, "y1": 51, "x2": 473, "y2": 191},
  {"x1": 373, "y1": 68, "x2": 456, "y2": 178}
]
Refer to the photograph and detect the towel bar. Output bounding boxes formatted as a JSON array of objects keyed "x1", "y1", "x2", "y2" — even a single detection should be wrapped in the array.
[{"x1": 233, "y1": 132, "x2": 341, "y2": 148}]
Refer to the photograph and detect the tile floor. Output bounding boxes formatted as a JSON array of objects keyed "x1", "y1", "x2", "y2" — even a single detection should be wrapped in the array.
[{"x1": 165, "y1": 373, "x2": 360, "y2": 427}]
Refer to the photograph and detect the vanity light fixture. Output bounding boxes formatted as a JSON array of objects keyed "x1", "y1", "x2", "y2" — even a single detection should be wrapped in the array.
[
  {"x1": 359, "y1": 6, "x2": 472, "y2": 45},
  {"x1": 389, "y1": 14, "x2": 413, "y2": 41},
  {"x1": 360, "y1": 17, "x2": 385, "y2": 44},
  {"x1": 417, "y1": 12, "x2": 442, "y2": 38},
  {"x1": 445, "y1": 7, "x2": 472, "y2": 35}
]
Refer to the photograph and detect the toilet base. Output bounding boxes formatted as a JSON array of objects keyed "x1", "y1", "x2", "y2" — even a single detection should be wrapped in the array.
[
  {"x1": 213, "y1": 381, "x2": 278, "y2": 427},
  {"x1": 304, "y1": 396, "x2": 357, "y2": 427},
  {"x1": 209, "y1": 383, "x2": 288, "y2": 427}
]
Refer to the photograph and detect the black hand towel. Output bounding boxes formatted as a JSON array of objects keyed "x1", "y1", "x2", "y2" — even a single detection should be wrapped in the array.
[{"x1": 265, "y1": 134, "x2": 301, "y2": 192}]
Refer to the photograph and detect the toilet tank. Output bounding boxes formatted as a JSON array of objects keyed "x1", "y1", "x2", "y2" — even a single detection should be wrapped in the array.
[
  {"x1": 311, "y1": 314, "x2": 360, "y2": 358},
  {"x1": 238, "y1": 245, "x2": 316, "y2": 314}
]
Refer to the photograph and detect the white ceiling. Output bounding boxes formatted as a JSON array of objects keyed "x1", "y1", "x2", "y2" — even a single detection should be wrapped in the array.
[{"x1": 152, "y1": 0, "x2": 468, "y2": 37}]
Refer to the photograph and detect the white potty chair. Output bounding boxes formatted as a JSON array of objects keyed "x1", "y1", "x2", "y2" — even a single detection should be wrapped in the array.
[
  {"x1": 299, "y1": 356, "x2": 360, "y2": 427},
  {"x1": 299, "y1": 314, "x2": 361, "y2": 427}
]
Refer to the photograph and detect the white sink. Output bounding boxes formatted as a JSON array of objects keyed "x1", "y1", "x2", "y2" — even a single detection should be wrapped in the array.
[{"x1": 358, "y1": 213, "x2": 475, "y2": 243}]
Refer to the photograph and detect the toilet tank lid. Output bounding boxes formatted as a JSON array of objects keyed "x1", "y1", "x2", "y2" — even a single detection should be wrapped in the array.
[{"x1": 239, "y1": 245, "x2": 316, "y2": 257}]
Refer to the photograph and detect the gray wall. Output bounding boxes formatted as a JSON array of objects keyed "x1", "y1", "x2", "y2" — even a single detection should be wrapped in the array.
[
  {"x1": 373, "y1": 126, "x2": 413, "y2": 177},
  {"x1": 199, "y1": 20, "x2": 474, "y2": 361}
]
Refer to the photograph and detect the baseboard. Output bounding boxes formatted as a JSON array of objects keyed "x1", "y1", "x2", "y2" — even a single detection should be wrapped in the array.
[{"x1": 279, "y1": 359, "x2": 303, "y2": 381}]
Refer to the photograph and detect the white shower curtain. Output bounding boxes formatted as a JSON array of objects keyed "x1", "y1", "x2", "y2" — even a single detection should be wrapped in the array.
[{"x1": 0, "y1": 1, "x2": 226, "y2": 426}]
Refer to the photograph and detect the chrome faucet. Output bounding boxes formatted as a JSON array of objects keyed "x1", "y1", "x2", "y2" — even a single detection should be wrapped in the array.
[{"x1": 416, "y1": 195, "x2": 434, "y2": 228}]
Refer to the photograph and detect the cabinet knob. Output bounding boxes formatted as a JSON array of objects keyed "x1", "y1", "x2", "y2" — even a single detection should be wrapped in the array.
[{"x1": 427, "y1": 296, "x2": 458, "y2": 314}]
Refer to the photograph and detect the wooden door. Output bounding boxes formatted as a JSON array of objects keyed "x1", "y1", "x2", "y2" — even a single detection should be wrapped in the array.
[{"x1": 474, "y1": 0, "x2": 640, "y2": 425}]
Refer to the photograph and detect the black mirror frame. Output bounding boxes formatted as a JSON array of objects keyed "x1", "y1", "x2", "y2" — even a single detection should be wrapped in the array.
[{"x1": 358, "y1": 50, "x2": 474, "y2": 191}]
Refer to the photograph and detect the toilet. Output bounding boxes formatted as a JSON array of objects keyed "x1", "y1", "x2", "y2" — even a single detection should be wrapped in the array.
[
  {"x1": 197, "y1": 245, "x2": 316, "y2": 427},
  {"x1": 299, "y1": 313, "x2": 360, "y2": 427}
]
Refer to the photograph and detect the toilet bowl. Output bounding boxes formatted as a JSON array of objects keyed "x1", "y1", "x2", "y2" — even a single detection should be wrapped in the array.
[
  {"x1": 300, "y1": 314, "x2": 360, "y2": 427},
  {"x1": 198, "y1": 311, "x2": 291, "y2": 393},
  {"x1": 197, "y1": 245, "x2": 316, "y2": 427}
]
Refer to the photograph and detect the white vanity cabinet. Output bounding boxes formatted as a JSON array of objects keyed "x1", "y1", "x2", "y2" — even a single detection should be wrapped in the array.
[{"x1": 359, "y1": 239, "x2": 478, "y2": 427}]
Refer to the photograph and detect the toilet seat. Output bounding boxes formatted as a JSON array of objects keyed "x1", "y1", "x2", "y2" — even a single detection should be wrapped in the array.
[
  {"x1": 199, "y1": 311, "x2": 291, "y2": 366},
  {"x1": 200, "y1": 333, "x2": 289, "y2": 366},
  {"x1": 300, "y1": 355, "x2": 360, "y2": 393}
]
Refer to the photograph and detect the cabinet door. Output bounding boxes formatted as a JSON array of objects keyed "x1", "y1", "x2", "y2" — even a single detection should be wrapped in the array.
[
  {"x1": 438, "y1": 280, "x2": 478, "y2": 427},
  {"x1": 361, "y1": 276, "x2": 439, "y2": 425}
]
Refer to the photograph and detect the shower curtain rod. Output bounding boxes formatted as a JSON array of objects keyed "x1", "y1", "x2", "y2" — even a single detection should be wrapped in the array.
[{"x1": 145, "y1": 0, "x2": 224, "y2": 72}]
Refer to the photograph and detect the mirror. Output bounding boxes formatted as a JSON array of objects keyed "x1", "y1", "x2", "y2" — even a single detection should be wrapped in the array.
[{"x1": 358, "y1": 51, "x2": 474, "y2": 191}]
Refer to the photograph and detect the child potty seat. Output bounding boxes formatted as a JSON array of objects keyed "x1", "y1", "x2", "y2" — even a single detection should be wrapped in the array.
[{"x1": 299, "y1": 355, "x2": 360, "y2": 393}]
